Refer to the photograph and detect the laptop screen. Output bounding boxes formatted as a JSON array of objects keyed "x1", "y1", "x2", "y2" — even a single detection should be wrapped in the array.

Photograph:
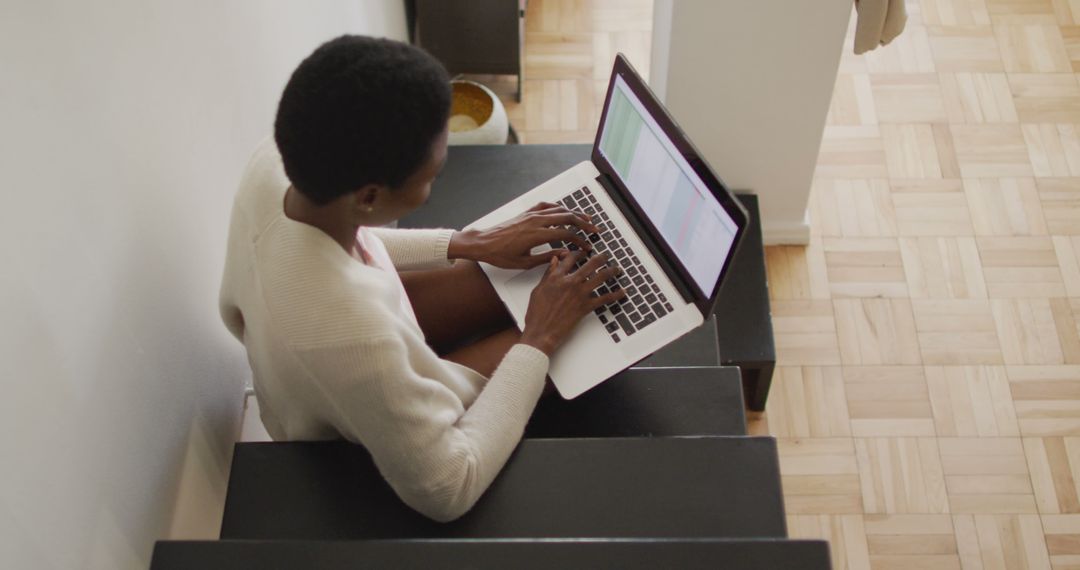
[{"x1": 597, "y1": 75, "x2": 740, "y2": 295}]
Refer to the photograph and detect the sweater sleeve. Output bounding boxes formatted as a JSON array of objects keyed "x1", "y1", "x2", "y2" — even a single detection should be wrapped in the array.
[
  {"x1": 296, "y1": 337, "x2": 549, "y2": 522},
  {"x1": 368, "y1": 227, "x2": 455, "y2": 270}
]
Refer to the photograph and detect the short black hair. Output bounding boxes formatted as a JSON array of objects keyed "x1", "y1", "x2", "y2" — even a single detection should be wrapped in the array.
[{"x1": 274, "y1": 35, "x2": 451, "y2": 204}]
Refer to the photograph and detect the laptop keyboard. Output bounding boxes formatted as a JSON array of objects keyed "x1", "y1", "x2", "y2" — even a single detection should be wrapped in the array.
[{"x1": 551, "y1": 186, "x2": 675, "y2": 343}]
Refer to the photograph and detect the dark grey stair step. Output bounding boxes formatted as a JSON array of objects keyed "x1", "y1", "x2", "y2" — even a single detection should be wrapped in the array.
[
  {"x1": 525, "y1": 366, "x2": 746, "y2": 437},
  {"x1": 152, "y1": 538, "x2": 831, "y2": 570},
  {"x1": 221, "y1": 437, "x2": 785, "y2": 540}
]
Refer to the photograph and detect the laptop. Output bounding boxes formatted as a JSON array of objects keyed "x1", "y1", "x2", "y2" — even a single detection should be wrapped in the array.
[{"x1": 468, "y1": 54, "x2": 749, "y2": 399}]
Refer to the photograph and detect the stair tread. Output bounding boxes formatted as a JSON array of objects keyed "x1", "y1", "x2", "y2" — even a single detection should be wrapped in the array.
[
  {"x1": 221, "y1": 437, "x2": 785, "y2": 540},
  {"x1": 153, "y1": 538, "x2": 829, "y2": 570},
  {"x1": 525, "y1": 366, "x2": 746, "y2": 438}
]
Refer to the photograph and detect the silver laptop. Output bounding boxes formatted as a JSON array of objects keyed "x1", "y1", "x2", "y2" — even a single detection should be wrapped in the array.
[{"x1": 468, "y1": 54, "x2": 749, "y2": 399}]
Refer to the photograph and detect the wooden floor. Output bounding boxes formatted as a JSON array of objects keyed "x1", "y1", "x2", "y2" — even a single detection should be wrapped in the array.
[
  {"x1": 506, "y1": 0, "x2": 1080, "y2": 568},
  {"x1": 465, "y1": 0, "x2": 652, "y2": 144}
]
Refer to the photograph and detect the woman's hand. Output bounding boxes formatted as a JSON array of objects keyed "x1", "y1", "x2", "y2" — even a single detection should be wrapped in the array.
[
  {"x1": 519, "y1": 251, "x2": 626, "y2": 356},
  {"x1": 448, "y1": 202, "x2": 599, "y2": 269}
]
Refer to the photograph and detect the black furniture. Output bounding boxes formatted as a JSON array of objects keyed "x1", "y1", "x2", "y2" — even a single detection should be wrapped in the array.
[
  {"x1": 525, "y1": 366, "x2": 746, "y2": 438},
  {"x1": 410, "y1": 0, "x2": 526, "y2": 100},
  {"x1": 151, "y1": 539, "x2": 833, "y2": 570},
  {"x1": 399, "y1": 144, "x2": 776, "y2": 410},
  {"x1": 219, "y1": 437, "x2": 786, "y2": 540}
]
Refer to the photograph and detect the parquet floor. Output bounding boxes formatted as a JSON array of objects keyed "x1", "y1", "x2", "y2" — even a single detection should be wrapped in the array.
[
  {"x1": 504, "y1": 0, "x2": 1080, "y2": 568},
  {"x1": 464, "y1": 0, "x2": 652, "y2": 144}
]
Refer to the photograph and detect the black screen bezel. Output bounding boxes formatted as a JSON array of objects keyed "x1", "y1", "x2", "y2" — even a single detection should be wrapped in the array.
[{"x1": 591, "y1": 54, "x2": 749, "y2": 316}]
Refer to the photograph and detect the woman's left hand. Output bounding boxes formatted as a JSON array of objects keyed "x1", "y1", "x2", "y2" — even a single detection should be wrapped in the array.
[{"x1": 448, "y1": 202, "x2": 600, "y2": 269}]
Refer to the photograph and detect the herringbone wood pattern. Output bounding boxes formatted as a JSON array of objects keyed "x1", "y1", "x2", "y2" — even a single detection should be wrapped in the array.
[{"x1": 504, "y1": 1, "x2": 1080, "y2": 568}]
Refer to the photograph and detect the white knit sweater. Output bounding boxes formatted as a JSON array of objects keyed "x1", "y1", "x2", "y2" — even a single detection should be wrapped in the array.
[{"x1": 219, "y1": 139, "x2": 550, "y2": 522}]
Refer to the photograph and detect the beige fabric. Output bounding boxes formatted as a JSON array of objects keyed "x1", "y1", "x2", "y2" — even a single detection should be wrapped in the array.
[
  {"x1": 219, "y1": 137, "x2": 550, "y2": 522},
  {"x1": 853, "y1": 0, "x2": 907, "y2": 54}
]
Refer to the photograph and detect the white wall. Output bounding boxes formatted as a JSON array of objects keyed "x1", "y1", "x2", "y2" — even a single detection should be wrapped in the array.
[
  {"x1": 0, "y1": 1, "x2": 406, "y2": 568},
  {"x1": 651, "y1": 0, "x2": 850, "y2": 244}
]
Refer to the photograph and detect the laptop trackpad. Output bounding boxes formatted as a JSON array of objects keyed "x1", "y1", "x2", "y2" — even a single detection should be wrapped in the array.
[{"x1": 502, "y1": 264, "x2": 547, "y2": 323}]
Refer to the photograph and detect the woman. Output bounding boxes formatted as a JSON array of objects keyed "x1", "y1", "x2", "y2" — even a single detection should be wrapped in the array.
[{"x1": 218, "y1": 35, "x2": 624, "y2": 522}]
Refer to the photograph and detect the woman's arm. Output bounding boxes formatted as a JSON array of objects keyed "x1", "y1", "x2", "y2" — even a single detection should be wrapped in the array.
[
  {"x1": 368, "y1": 227, "x2": 455, "y2": 270},
  {"x1": 371, "y1": 202, "x2": 597, "y2": 271},
  {"x1": 296, "y1": 335, "x2": 548, "y2": 522}
]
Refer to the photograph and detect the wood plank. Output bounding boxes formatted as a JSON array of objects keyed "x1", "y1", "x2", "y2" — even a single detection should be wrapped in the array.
[
  {"x1": 939, "y1": 72, "x2": 1017, "y2": 123},
  {"x1": 1038, "y1": 178, "x2": 1080, "y2": 234},
  {"x1": 1053, "y1": 236, "x2": 1080, "y2": 295},
  {"x1": 824, "y1": 238, "x2": 909, "y2": 298},
  {"x1": 788, "y1": 515, "x2": 872, "y2": 570},
  {"x1": 872, "y1": 74, "x2": 948, "y2": 123},
  {"x1": 951, "y1": 124, "x2": 1036, "y2": 177},
  {"x1": 1009, "y1": 366, "x2": 1080, "y2": 435},
  {"x1": 765, "y1": 241, "x2": 831, "y2": 300},
  {"x1": 964, "y1": 177, "x2": 1048, "y2": 235},
  {"x1": 767, "y1": 366, "x2": 852, "y2": 437},
  {"x1": 845, "y1": 366, "x2": 935, "y2": 436},
  {"x1": 939, "y1": 437, "x2": 1037, "y2": 513},
  {"x1": 927, "y1": 366, "x2": 1020, "y2": 436},
  {"x1": 893, "y1": 191, "x2": 976, "y2": 236},
  {"x1": 828, "y1": 74, "x2": 879, "y2": 126},
  {"x1": 883, "y1": 124, "x2": 944, "y2": 178},
  {"x1": 923, "y1": 0, "x2": 992, "y2": 27},
  {"x1": 773, "y1": 300, "x2": 843, "y2": 365},
  {"x1": 954, "y1": 514, "x2": 1052, "y2": 569},
  {"x1": 928, "y1": 26, "x2": 1006, "y2": 71},
  {"x1": 834, "y1": 299, "x2": 922, "y2": 365},
  {"x1": 779, "y1": 438, "x2": 865, "y2": 515},
  {"x1": 812, "y1": 179, "x2": 898, "y2": 237},
  {"x1": 817, "y1": 126, "x2": 891, "y2": 178},
  {"x1": 899, "y1": 237, "x2": 988, "y2": 299},
  {"x1": 993, "y1": 14, "x2": 1072, "y2": 72},
  {"x1": 863, "y1": 26, "x2": 937, "y2": 73},
  {"x1": 1023, "y1": 124, "x2": 1080, "y2": 176},
  {"x1": 913, "y1": 300, "x2": 1005, "y2": 364},
  {"x1": 856, "y1": 438, "x2": 949, "y2": 514},
  {"x1": 978, "y1": 236, "x2": 1067, "y2": 297},
  {"x1": 991, "y1": 298, "x2": 1066, "y2": 364}
]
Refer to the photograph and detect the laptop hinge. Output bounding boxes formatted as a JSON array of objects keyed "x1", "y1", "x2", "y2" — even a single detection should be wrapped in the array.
[{"x1": 594, "y1": 173, "x2": 697, "y2": 307}]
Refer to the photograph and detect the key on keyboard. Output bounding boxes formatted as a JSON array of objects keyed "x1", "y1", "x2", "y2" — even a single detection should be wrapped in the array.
[{"x1": 551, "y1": 186, "x2": 671, "y2": 343}]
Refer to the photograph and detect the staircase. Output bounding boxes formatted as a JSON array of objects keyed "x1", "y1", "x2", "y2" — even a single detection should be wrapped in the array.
[
  {"x1": 150, "y1": 367, "x2": 829, "y2": 568},
  {"x1": 150, "y1": 145, "x2": 820, "y2": 567}
]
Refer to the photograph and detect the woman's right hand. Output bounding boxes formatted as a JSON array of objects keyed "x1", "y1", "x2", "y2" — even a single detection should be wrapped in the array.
[{"x1": 519, "y1": 251, "x2": 627, "y2": 356}]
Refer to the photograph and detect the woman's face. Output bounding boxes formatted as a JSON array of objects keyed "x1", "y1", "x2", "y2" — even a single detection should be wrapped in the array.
[{"x1": 367, "y1": 125, "x2": 449, "y2": 225}]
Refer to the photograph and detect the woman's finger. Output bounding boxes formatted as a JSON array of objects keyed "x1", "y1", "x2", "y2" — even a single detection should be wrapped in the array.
[
  {"x1": 557, "y1": 249, "x2": 585, "y2": 274},
  {"x1": 537, "y1": 212, "x2": 598, "y2": 233},
  {"x1": 522, "y1": 248, "x2": 564, "y2": 269},
  {"x1": 543, "y1": 254, "x2": 559, "y2": 274},
  {"x1": 587, "y1": 264, "x2": 622, "y2": 287},
  {"x1": 589, "y1": 288, "x2": 628, "y2": 310},
  {"x1": 527, "y1": 201, "x2": 558, "y2": 213},
  {"x1": 571, "y1": 252, "x2": 612, "y2": 280},
  {"x1": 547, "y1": 228, "x2": 592, "y2": 252},
  {"x1": 529, "y1": 204, "x2": 593, "y2": 226}
]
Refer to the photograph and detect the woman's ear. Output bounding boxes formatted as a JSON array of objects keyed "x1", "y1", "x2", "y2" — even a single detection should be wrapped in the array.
[{"x1": 353, "y1": 185, "x2": 380, "y2": 214}]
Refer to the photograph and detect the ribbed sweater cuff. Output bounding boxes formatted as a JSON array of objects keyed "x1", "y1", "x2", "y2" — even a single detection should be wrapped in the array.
[
  {"x1": 432, "y1": 229, "x2": 453, "y2": 263},
  {"x1": 500, "y1": 343, "x2": 550, "y2": 379}
]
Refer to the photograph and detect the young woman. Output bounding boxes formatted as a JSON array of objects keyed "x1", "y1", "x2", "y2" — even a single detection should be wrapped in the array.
[{"x1": 219, "y1": 35, "x2": 624, "y2": 522}]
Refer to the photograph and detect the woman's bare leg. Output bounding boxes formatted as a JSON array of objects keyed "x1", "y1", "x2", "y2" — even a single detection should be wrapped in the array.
[
  {"x1": 443, "y1": 326, "x2": 557, "y2": 397},
  {"x1": 402, "y1": 261, "x2": 556, "y2": 396},
  {"x1": 441, "y1": 327, "x2": 522, "y2": 377},
  {"x1": 399, "y1": 260, "x2": 515, "y2": 355}
]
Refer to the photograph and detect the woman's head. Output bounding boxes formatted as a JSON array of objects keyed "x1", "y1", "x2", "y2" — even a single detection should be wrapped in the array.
[{"x1": 275, "y1": 35, "x2": 451, "y2": 222}]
